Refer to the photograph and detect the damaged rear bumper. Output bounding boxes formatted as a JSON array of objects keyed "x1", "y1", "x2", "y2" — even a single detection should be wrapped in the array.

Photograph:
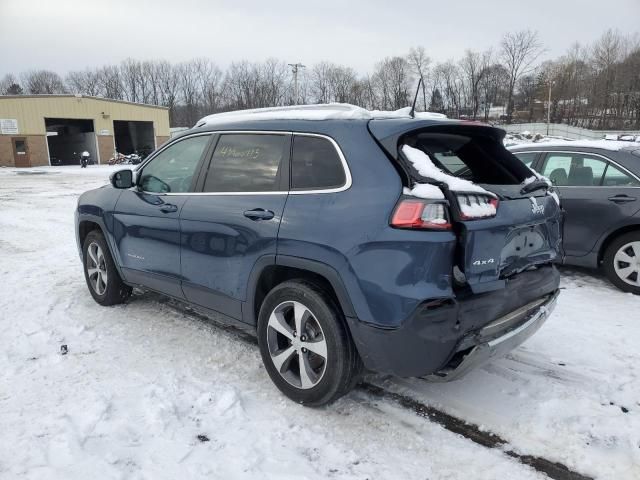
[
  {"x1": 346, "y1": 265, "x2": 560, "y2": 378},
  {"x1": 425, "y1": 290, "x2": 558, "y2": 381}
]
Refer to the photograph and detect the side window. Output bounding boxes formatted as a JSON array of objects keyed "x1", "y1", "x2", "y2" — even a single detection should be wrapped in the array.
[
  {"x1": 603, "y1": 164, "x2": 640, "y2": 187},
  {"x1": 541, "y1": 154, "x2": 571, "y2": 185},
  {"x1": 291, "y1": 135, "x2": 346, "y2": 190},
  {"x1": 579, "y1": 156, "x2": 607, "y2": 186},
  {"x1": 139, "y1": 135, "x2": 210, "y2": 193},
  {"x1": 513, "y1": 152, "x2": 537, "y2": 167},
  {"x1": 203, "y1": 134, "x2": 287, "y2": 192},
  {"x1": 541, "y1": 153, "x2": 607, "y2": 186}
]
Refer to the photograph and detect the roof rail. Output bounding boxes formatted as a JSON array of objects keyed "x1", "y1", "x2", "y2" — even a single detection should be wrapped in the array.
[{"x1": 195, "y1": 103, "x2": 447, "y2": 127}]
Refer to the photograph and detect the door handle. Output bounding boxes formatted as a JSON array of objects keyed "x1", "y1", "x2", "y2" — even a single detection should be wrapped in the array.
[
  {"x1": 607, "y1": 195, "x2": 636, "y2": 203},
  {"x1": 159, "y1": 203, "x2": 178, "y2": 213},
  {"x1": 243, "y1": 208, "x2": 275, "y2": 220}
]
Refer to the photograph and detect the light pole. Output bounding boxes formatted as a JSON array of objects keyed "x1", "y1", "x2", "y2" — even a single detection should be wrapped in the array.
[
  {"x1": 288, "y1": 63, "x2": 305, "y2": 105},
  {"x1": 546, "y1": 79, "x2": 555, "y2": 136}
]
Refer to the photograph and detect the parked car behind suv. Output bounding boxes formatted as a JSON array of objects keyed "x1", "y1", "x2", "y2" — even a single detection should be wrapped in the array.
[
  {"x1": 510, "y1": 141, "x2": 640, "y2": 294},
  {"x1": 76, "y1": 105, "x2": 562, "y2": 406}
]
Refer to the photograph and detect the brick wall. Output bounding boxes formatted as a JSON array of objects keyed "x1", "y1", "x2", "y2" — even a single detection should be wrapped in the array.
[
  {"x1": 0, "y1": 135, "x2": 48, "y2": 167},
  {"x1": 156, "y1": 136, "x2": 169, "y2": 148},
  {"x1": 0, "y1": 136, "x2": 12, "y2": 167},
  {"x1": 27, "y1": 135, "x2": 48, "y2": 166},
  {"x1": 97, "y1": 135, "x2": 115, "y2": 165}
]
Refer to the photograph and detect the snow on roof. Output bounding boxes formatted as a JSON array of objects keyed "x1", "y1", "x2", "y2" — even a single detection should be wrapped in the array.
[
  {"x1": 196, "y1": 103, "x2": 447, "y2": 127},
  {"x1": 508, "y1": 139, "x2": 638, "y2": 152}
]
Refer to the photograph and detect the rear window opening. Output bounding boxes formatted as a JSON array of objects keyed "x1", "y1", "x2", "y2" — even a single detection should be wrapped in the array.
[{"x1": 400, "y1": 128, "x2": 531, "y2": 186}]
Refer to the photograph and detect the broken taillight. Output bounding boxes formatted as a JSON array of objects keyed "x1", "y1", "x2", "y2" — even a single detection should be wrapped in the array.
[
  {"x1": 391, "y1": 199, "x2": 452, "y2": 230},
  {"x1": 456, "y1": 193, "x2": 498, "y2": 220}
]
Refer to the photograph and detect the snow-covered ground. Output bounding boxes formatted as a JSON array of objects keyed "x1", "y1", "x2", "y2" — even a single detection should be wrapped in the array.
[{"x1": 1, "y1": 165, "x2": 639, "y2": 479}]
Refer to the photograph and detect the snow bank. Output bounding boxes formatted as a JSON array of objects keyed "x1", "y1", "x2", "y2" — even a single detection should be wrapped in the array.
[
  {"x1": 401, "y1": 145, "x2": 496, "y2": 197},
  {"x1": 197, "y1": 104, "x2": 447, "y2": 126}
]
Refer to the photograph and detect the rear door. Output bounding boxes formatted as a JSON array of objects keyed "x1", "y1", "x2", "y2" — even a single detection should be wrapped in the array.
[
  {"x1": 538, "y1": 151, "x2": 640, "y2": 257},
  {"x1": 112, "y1": 133, "x2": 212, "y2": 298},
  {"x1": 179, "y1": 132, "x2": 290, "y2": 320}
]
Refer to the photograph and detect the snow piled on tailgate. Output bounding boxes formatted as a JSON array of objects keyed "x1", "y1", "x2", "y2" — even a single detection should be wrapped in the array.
[
  {"x1": 401, "y1": 145, "x2": 497, "y2": 217},
  {"x1": 402, "y1": 183, "x2": 444, "y2": 199}
]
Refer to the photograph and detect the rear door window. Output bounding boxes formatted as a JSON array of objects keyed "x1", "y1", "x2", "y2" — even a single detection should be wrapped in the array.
[
  {"x1": 291, "y1": 135, "x2": 346, "y2": 190},
  {"x1": 203, "y1": 134, "x2": 288, "y2": 192},
  {"x1": 541, "y1": 153, "x2": 607, "y2": 186}
]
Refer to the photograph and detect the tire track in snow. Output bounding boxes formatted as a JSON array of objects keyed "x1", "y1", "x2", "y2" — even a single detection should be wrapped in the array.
[{"x1": 159, "y1": 294, "x2": 593, "y2": 480}]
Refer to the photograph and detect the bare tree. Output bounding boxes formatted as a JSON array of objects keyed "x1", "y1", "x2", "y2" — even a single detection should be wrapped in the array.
[
  {"x1": 96, "y1": 65, "x2": 124, "y2": 100},
  {"x1": 407, "y1": 46, "x2": 431, "y2": 111},
  {"x1": 21, "y1": 70, "x2": 66, "y2": 94},
  {"x1": 0, "y1": 74, "x2": 23, "y2": 95},
  {"x1": 501, "y1": 30, "x2": 543, "y2": 123},
  {"x1": 373, "y1": 56, "x2": 412, "y2": 110},
  {"x1": 460, "y1": 49, "x2": 490, "y2": 119},
  {"x1": 66, "y1": 69, "x2": 101, "y2": 96}
]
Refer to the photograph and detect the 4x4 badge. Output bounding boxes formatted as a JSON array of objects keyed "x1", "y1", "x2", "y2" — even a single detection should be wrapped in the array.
[
  {"x1": 530, "y1": 197, "x2": 545, "y2": 215},
  {"x1": 472, "y1": 258, "x2": 495, "y2": 266}
]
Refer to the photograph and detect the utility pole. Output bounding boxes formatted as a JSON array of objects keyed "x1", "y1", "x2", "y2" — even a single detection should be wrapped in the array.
[
  {"x1": 546, "y1": 79, "x2": 554, "y2": 136},
  {"x1": 288, "y1": 63, "x2": 305, "y2": 105}
]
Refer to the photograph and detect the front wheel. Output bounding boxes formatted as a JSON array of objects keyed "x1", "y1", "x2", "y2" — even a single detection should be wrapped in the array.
[
  {"x1": 257, "y1": 280, "x2": 362, "y2": 406},
  {"x1": 603, "y1": 231, "x2": 640, "y2": 294},
  {"x1": 83, "y1": 230, "x2": 132, "y2": 305}
]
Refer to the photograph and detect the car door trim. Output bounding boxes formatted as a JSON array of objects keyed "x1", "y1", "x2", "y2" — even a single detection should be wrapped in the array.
[{"x1": 135, "y1": 130, "x2": 352, "y2": 196}]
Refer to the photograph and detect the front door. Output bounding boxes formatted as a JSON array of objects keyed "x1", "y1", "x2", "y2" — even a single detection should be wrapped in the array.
[
  {"x1": 112, "y1": 133, "x2": 212, "y2": 298},
  {"x1": 540, "y1": 152, "x2": 640, "y2": 257},
  {"x1": 12, "y1": 138, "x2": 30, "y2": 167},
  {"x1": 180, "y1": 132, "x2": 290, "y2": 320}
]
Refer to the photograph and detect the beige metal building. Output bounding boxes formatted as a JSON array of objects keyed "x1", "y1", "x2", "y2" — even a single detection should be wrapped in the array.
[{"x1": 0, "y1": 95, "x2": 170, "y2": 167}]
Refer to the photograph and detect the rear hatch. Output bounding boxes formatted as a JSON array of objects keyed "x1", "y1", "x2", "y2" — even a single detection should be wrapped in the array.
[{"x1": 370, "y1": 119, "x2": 562, "y2": 294}]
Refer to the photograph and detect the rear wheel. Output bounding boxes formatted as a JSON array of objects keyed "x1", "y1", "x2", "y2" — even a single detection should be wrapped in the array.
[
  {"x1": 257, "y1": 280, "x2": 362, "y2": 406},
  {"x1": 83, "y1": 230, "x2": 132, "y2": 305},
  {"x1": 603, "y1": 231, "x2": 640, "y2": 294}
]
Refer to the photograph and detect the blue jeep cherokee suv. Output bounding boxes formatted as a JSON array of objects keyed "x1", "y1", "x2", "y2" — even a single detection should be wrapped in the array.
[{"x1": 76, "y1": 104, "x2": 562, "y2": 406}]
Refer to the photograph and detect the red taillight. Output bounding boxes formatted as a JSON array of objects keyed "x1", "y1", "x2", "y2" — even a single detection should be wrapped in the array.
[
  {"x1": 456, "y1": 193, "x2": 499, "y2": 220},
  {"x1": 391, "y1": 199, "x2": 451, "y2": 230}
]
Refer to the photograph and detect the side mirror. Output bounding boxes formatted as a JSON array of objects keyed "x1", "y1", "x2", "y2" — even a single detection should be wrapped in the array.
[{"x1": 110, "y1": 169, "x2": 134, "y2": 189}]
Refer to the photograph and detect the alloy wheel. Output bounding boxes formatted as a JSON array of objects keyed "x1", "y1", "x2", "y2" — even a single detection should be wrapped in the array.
[
  {"x1": 613, "y1": 241, "x2": 640, "y2": 287},
  {"x1": 266, "y1": 300, "x2": 328, "y2": 389},
  {"x1": 87, "y1": 242, "x2": 108, "y2": 295}
]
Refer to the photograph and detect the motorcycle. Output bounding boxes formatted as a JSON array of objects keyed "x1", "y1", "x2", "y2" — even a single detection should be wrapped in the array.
[{"x1": 80, "y1": 151, "x2": 91, "y2": 168}]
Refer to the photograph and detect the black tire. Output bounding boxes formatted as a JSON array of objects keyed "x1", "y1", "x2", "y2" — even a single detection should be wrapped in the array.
[
  {"x1": 602, "y1": 231, "x2": 640, "y2": 295},
  {"x1": 257, "y1": 280, "x2": 362, "y2": 406},
  {"x1": 82, "y1": 230, "x2": 132, "y2": 305}
]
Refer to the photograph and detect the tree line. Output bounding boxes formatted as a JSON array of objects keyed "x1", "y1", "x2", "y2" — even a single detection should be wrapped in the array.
[{"x1": 1, "y1": 29, "x2": 638, "y2": 130}]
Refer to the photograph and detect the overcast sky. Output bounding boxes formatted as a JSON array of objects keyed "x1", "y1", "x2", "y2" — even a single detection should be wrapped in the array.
[{"x1": 1, "y1": 0, "x2": 638, "y2": 76}]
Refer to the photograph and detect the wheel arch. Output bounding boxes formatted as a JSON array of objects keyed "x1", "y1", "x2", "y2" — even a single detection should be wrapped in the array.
[
  {"x1": 244, "y1": 255, "x2": 357, "y2": 326},
  {"x1": 78, "y1": 219, "x2": 103, "y2": 253},
  {"x1": 598, "y1": 224, "x2": 640, "y2": 265},
  {"x1": 77, "y1": 214, "x2": 127, "y2": 280}
]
